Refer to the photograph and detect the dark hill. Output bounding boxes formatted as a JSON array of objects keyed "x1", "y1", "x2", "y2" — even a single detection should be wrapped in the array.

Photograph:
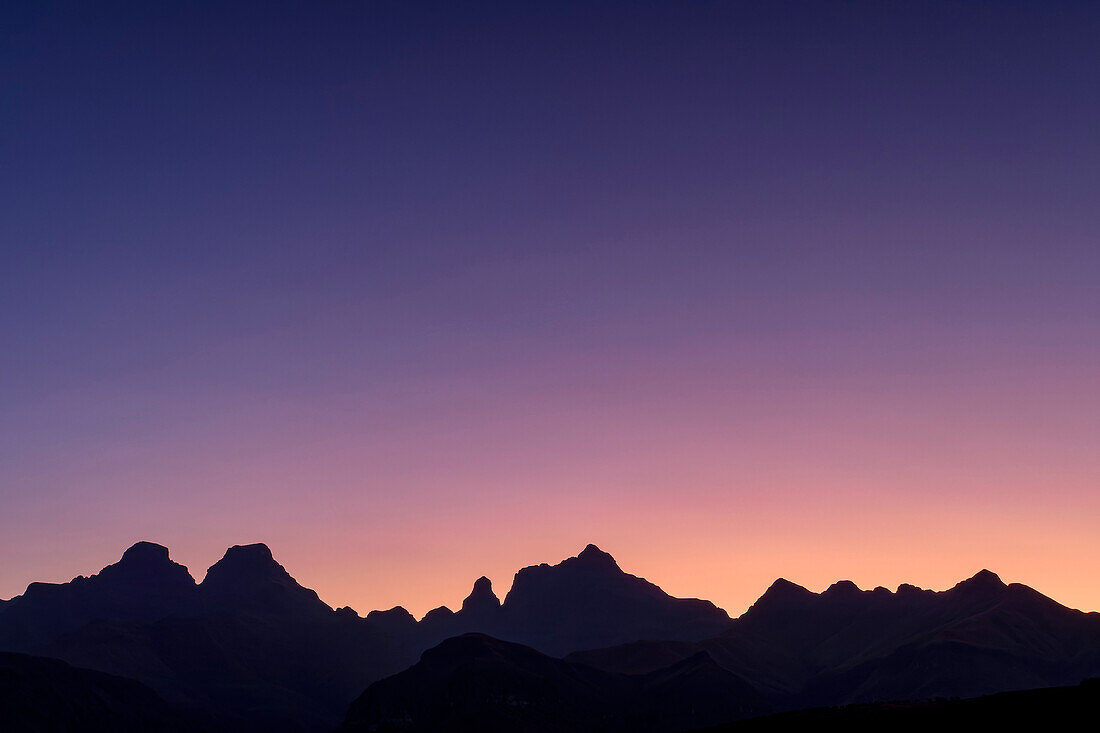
[
  {"x1": 0, "y1": 651, "x2": 211, "y2": 732},
  {"x1": 696, "y1": 678, "x2": 1100, "y2": 732},
  {"x1": 339, "y1": 634, "x2": 773, "y2": 732}
]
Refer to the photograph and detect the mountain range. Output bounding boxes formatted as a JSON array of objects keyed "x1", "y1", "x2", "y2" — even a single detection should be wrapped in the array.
[{"x1": 1, "y1": 542, "x2": 1098, "y2": 731}]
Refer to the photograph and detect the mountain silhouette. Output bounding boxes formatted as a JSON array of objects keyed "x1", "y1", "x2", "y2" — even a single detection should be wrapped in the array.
[
  {"x1": 0, "y1": 651, "x2": 212, "y2": 732},
  {"x1": 2, "y1": 543, "x2": 1099, "y2": 731},
  {"x1": 461, "y1": 576, "x2": 501, "y2": 616},
  {"x1": 0, "y1": 542, "x2": 411, "y2": 730},
  {"x1": 0, "y1": 541, "x2": 199, "y2": 652},
  {"x1": 340, "y1": 633, "x2": 624, "y2": 732},
  {"x1": 569, "y1": 569, "x2": 1100, "y2": 706},
  {"x1": 496, "y1": 544, "x2": 733, "y2": 656},
  {"x1": 416, "y1": 544, "x2": 732, "y2": 656},
  {"x1": 697, "y1": 678, "x2": 1100, "y2": 732},
  {"x1": 0, "y1": 541, "x2": 733, "y2": 729},
  {"x1": 200, "y1": 543, "x2": 332, "y2": 621},
  {"x1": 339, "y1": 633, "x2": 771, "y2": 732}
]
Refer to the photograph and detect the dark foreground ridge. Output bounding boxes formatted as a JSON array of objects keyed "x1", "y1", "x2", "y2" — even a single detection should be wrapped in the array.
[
  {"x1": 1, "y1": 542, "x2": 1099, "y2": 732},
  {"x1": 340, "y1": 633, "x2": 770, "y2": 732},
  {"x1": 698, "y1": 678, "x2": 1100, "y2": 732},
  {"x1": 0, "y1": 652, "x2": 213, "y2": 732}
]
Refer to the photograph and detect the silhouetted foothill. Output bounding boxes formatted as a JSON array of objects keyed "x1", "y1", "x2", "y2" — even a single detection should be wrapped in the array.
[
  {"x1": 0, "y1": 652, "x2": 211, "y2": 732},
  {"x1": 421, "y1": 632, "x2": 513, "y2": 664},
  {"x1": 340, "y1": 633, "x2": 771, "y2": 732},
  {"x1": 700, "y1": 678, "x2": 1100, "y2": 731}
]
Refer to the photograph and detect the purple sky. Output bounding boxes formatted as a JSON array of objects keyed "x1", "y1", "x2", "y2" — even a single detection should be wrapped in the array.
[{"x1": 2, "y1": 1, "x2": 1098, "y2": 616}]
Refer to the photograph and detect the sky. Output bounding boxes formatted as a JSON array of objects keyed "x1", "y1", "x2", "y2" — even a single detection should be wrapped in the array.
[{"x1": 2, "y1": 0, "x2": 1098, "y2": 618}]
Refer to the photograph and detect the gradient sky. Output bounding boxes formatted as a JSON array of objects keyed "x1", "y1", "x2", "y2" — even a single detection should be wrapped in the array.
[{"x1": 2, "y1": 1, "x2": 1098, "y2": 618}]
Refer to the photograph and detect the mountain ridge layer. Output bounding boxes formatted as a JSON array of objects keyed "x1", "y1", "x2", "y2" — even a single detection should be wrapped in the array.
[
  {"x1": 0, "y1": 541, "x2": 731, "y2": 730},
  {"x1": 2, "y1": 541, "x2": 1098, "y2": 731}
]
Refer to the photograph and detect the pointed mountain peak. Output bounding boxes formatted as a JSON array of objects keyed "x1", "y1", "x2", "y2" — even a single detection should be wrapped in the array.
[
  {"x1": 575, "y1": 544, "x2": 618, "y2": 568},
  {"x1": 954, "y1": 568, "x2": 1006, "y2": 590},
  {"x1": 461, "y1": 576, "x2": 501, "y2": 614},
  {"x1": 505, "y1": 545, "x2": 626, "y2": 600},
  {"x1": 762, "y1": 577, "x2": 812, "y2": 599},
  {"x1": 971, "y1": 568, "x2": 1003, "y2": 583},
  {"x1": 742, "y1": 578, "x2": 814, "y2": 617}
]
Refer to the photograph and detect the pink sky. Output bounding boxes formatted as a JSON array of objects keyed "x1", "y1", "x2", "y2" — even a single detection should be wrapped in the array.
[
  {"x1": 3, "y1": 2, "x2": 1098, "y2": 622},
  {"x1": 3, "y1": 324, "x2": 1097, "y2": 617}
]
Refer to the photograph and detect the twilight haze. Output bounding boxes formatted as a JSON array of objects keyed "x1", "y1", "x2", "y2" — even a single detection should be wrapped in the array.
[{"x1": 1, "y1": 1, "x2": 1097, "y2": 619}]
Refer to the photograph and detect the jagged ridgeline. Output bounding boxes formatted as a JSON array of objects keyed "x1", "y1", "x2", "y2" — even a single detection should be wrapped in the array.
[{"x1": 1, "y1": 543, "x2": 1099, "y2": 732}]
